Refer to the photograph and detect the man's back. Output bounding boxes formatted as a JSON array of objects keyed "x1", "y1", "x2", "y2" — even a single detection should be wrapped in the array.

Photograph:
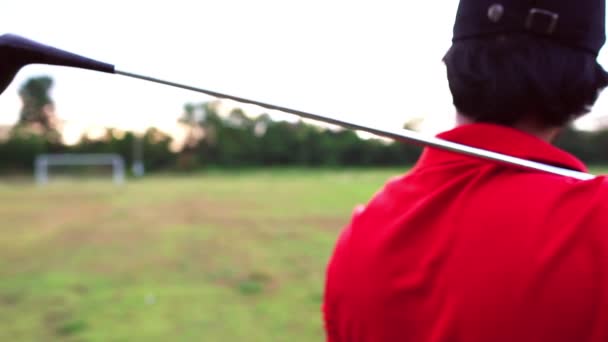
[{"x1": 324, "y1": 124, "x2": 608, "y2": 341}]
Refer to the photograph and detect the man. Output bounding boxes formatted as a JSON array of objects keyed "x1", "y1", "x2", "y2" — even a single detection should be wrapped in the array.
[{"x1": 323, "y1": 0, "x2": 608, "y2": 341}]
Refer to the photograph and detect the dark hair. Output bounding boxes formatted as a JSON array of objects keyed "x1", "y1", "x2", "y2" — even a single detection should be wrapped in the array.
[{"x1": 443, "y1": 34, "x2": 608, "y2": 127}]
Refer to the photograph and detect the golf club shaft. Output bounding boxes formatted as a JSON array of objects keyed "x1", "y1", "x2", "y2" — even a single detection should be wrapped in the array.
[
  {"x1": 0, "y1": 33, "x2": 595, "y2": 180},
  {"x1": 116, "y1": 69, "x2": 594, "y2": 181}
]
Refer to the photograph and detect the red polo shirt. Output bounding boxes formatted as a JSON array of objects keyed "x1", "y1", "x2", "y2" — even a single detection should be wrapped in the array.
[{"x1": 323, "y1": 123, "x2": 608, "y2": 342}]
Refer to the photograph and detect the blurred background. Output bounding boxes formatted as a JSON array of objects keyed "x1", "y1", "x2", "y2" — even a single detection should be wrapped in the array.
[{"x1": 1, "y1": 1, "x2": 608, "y2": 341}]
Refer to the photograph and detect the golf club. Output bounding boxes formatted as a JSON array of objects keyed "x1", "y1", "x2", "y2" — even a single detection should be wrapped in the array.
[{"x1": 0, "y1": 33, "x2": 595, "y2": 181}]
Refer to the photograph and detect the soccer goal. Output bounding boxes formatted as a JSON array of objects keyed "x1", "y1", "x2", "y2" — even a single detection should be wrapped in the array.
[{"x1": 34, "y1": 154, "x2": 126, "y2": 185}]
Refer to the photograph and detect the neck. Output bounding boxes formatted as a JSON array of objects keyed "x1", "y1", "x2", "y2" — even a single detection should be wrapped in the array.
[{"x1": 456, "y1": 114, "x2": 561, "y2": 143}]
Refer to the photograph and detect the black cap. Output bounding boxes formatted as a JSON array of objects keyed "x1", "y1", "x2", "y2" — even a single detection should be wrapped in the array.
[{"x1": 453, "y1": 0, "x2": 606, "y2": 56}]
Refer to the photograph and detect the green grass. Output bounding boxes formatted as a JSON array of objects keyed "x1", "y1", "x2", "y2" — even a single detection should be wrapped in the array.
[
  {"x1": 586, "y1": 166, "x2": 608, "y2": 175},
  {"x1": 0, "y1": 168, "x2": 406, "y2": 341}
]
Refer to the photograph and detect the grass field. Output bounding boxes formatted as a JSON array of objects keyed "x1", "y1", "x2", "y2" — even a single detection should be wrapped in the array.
[{"x1": 0, "y1": 168, "x2": 406, "y2": 341}]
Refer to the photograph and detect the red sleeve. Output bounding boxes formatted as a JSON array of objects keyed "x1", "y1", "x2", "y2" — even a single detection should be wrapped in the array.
[{"x1": 323, "y1": 205, "x2": 364, "y2": 341}]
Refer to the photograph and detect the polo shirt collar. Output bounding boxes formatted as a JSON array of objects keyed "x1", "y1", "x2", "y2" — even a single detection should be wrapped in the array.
[{"x1": 416, "y1": 123, "x2": 587, "y2": 173}]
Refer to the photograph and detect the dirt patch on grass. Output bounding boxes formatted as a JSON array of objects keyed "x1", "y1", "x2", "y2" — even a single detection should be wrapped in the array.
[
  {"x1": 1, "y1": 201, "x2": 108, "y2": 234},
  {"x1": 280, "y1": 216, "x2": 348, "y2": 231},
  {"x1": 55, "y1": 228, "x2": 143, "y2": 248},
  {"x1": 123, "y1": 197, "x2": 346, "y2": 231},
  {"x1": 50, "y1": 198, "x2": 239, "y2": 246},
  {"x1": 32, "y1": 193, "x2": 343, "y2": 277},
  {"x1": 123, "y1": 197, "x2": 260, "y2": 229},
  {"x1": 0, "y1": 292, "x2": 24, "y2": 306}
]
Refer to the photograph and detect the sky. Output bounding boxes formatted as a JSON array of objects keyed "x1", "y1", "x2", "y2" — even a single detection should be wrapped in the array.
[{"x1": 1, "y1": 1, "x2": 608, "y2": 144}]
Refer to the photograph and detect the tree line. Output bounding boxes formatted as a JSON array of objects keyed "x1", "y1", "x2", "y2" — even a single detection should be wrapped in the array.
[
  {"x1": 0, "y1": 100, "x2": 423, "y2": 173},
  {"x1": 1, "y1": 76, "x2": 608, "y2": 174}
]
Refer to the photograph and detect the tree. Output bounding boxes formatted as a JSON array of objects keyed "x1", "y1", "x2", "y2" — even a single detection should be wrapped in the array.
[
  {"x1": 179, "y1": 103, "x2": 203, "y2": 151},
  {"x1": 17, "y1": 76, "x2": 61, "y2": 142}
]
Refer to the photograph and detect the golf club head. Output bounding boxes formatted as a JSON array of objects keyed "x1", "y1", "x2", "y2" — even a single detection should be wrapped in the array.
[{"x1": 0, "y1": 34, "x2": 115, "y2": 95}]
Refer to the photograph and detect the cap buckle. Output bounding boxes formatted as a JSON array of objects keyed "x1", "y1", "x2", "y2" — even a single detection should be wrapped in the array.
[{"x1": 525, "y1": 8, "x2": 559, "y2": 35}]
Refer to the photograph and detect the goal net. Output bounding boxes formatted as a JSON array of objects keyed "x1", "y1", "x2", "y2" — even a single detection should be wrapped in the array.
[{"x1": 34, "y1": 154, "x2": 126, "y2": 185}]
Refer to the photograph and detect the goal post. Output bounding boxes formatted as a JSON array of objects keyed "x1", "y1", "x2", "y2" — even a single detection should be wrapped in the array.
[{"x1": 34, "y1": 153, "x2": 126, "y2": 185}]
